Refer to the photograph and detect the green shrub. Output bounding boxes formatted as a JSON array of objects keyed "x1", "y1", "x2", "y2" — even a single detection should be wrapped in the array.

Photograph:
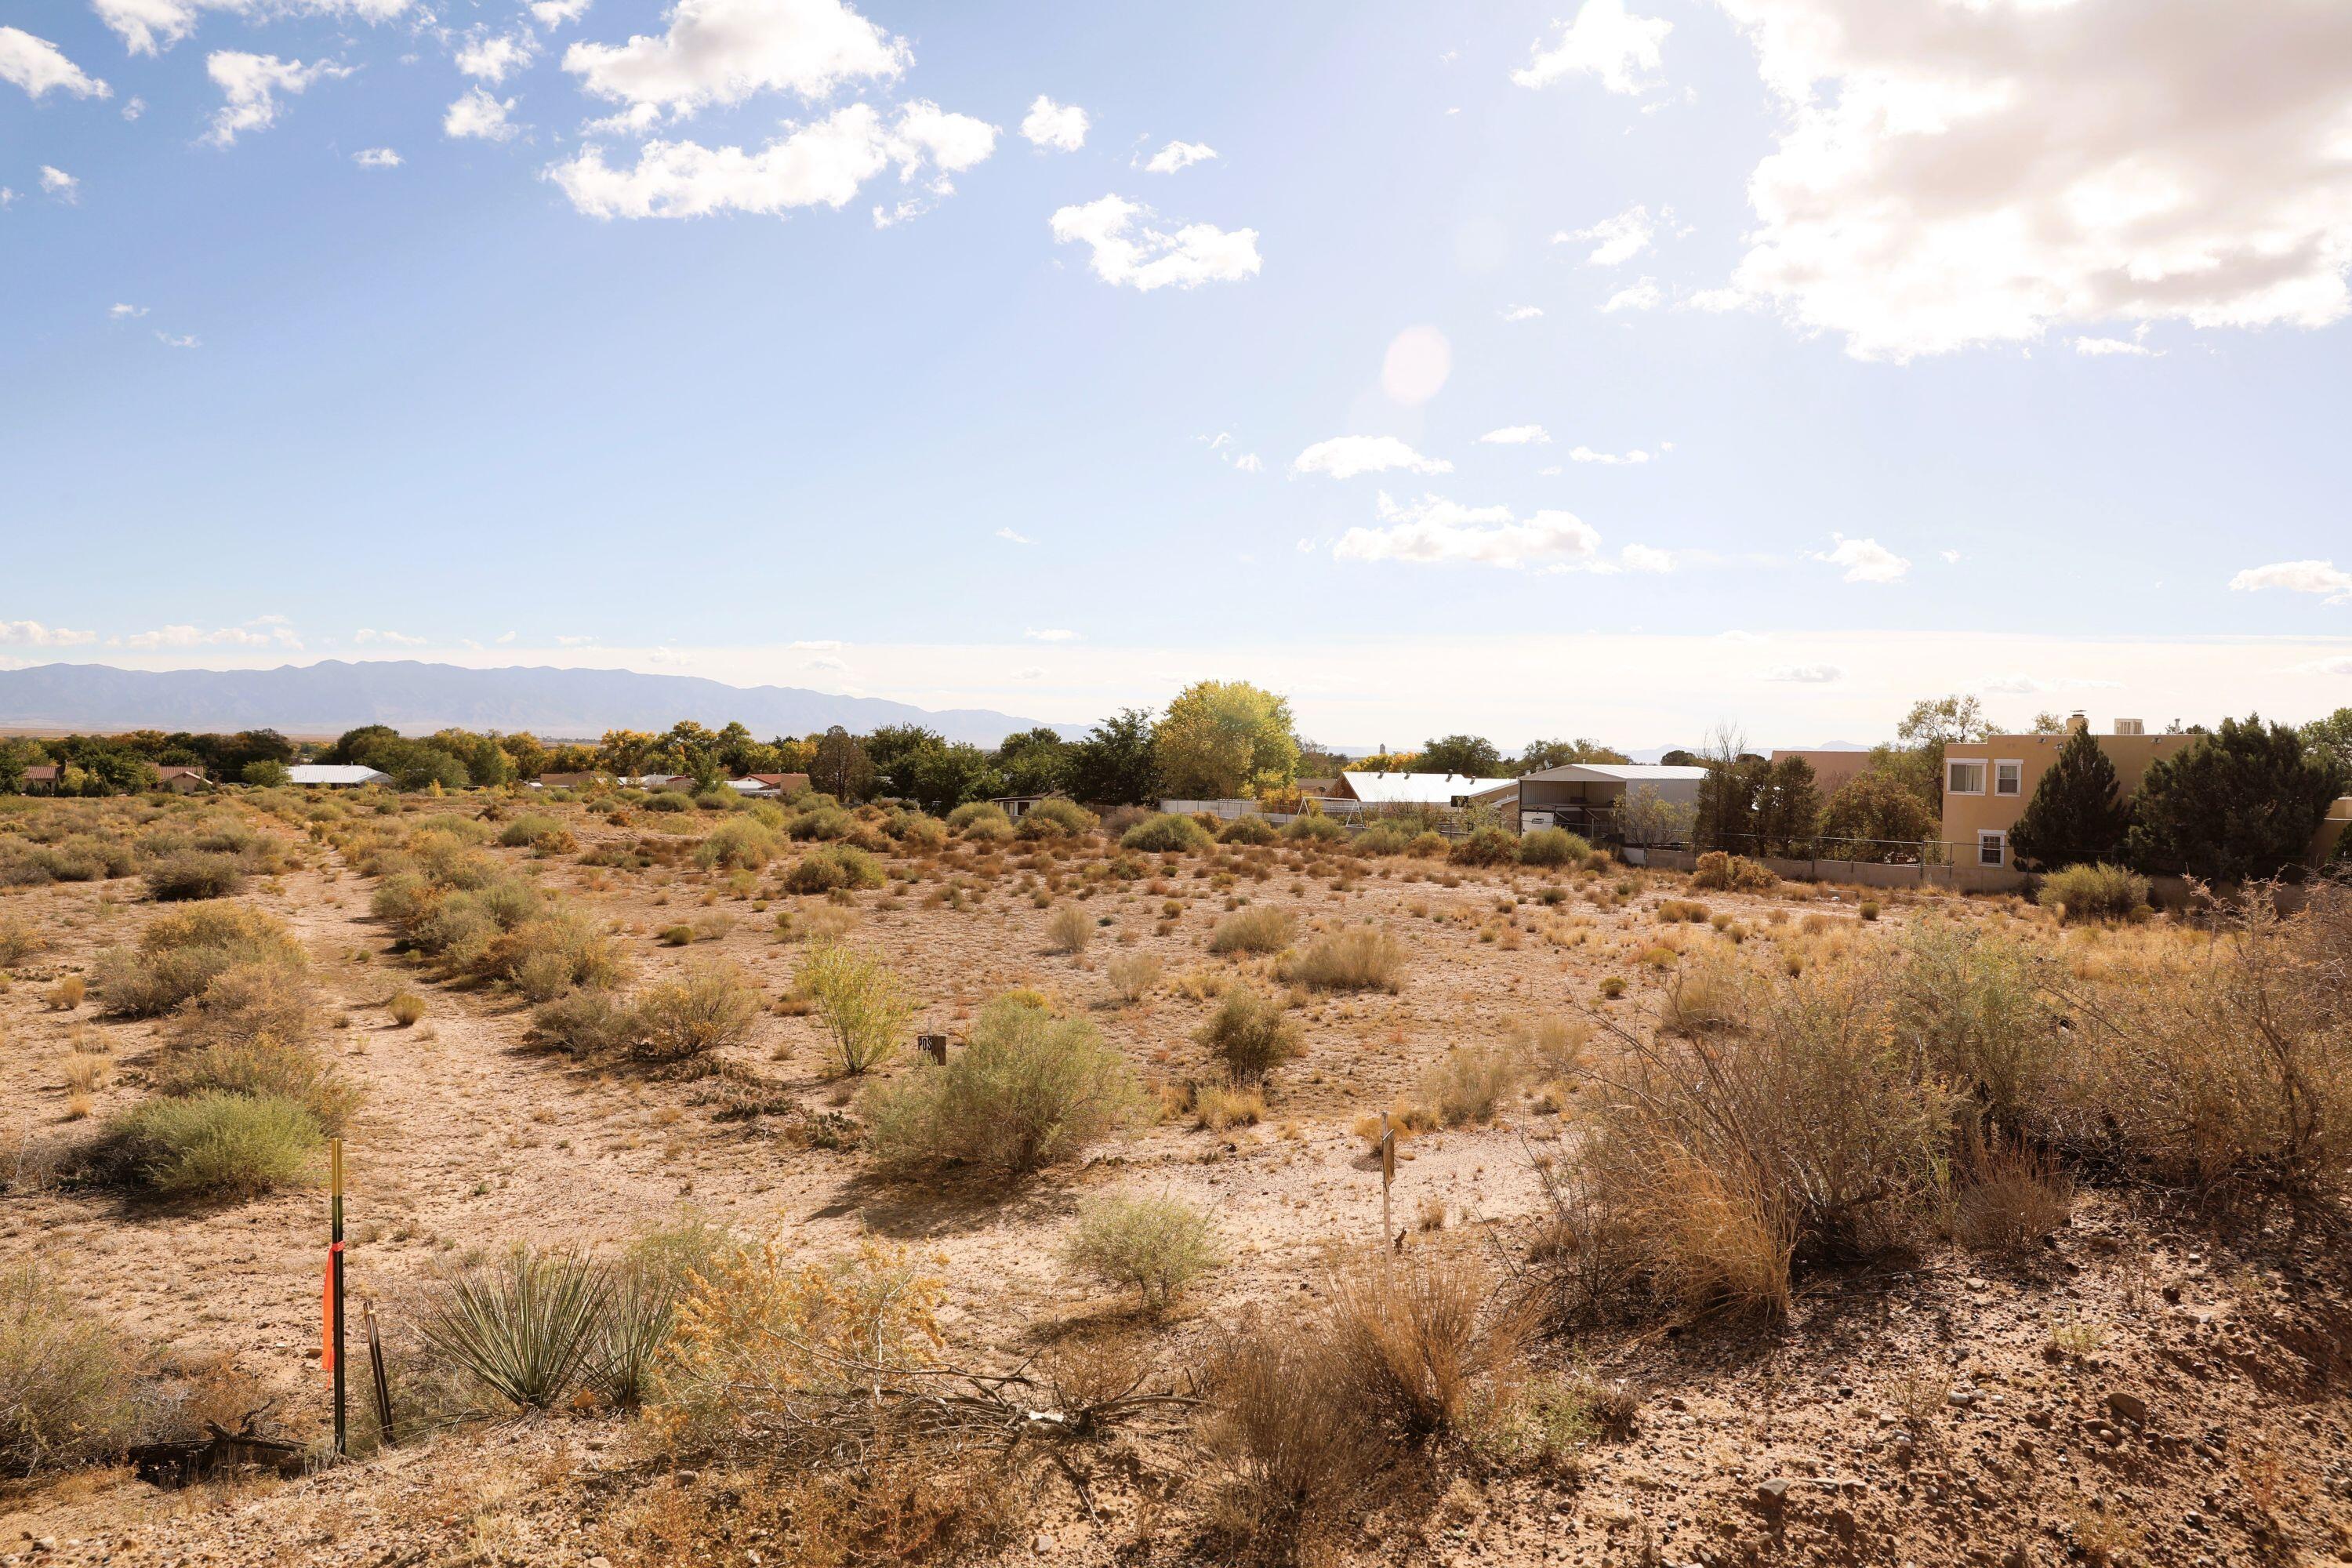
[
  {"x1": 1415, "y1": 1045, "x2": 1523, "y2": 1127},
  {"x1": 1197, "y1": 985, "x2": 1301, "y2": 1083},
  {"x1": 167, "y1": 960, "x2": 319, "y2": 1054},
  {"x1": 152, "y1": 1036, "x2": 360, "y2": 1134},
  {"x1": 1121, "y1": 814, "x2": 1212, "y2": 853},
  {"x1": 862, "y1": 995, "x2": 1142, "y2": 1181},
  {"x1": 1517, "y1": 829, "x2": 1591, "y2": 868},
  {"x1": 419, "y1": 1246, "x2": 613, "y2": 1410},
  {"x1": 1218, "y1": 815, "x2": 1279, "y2": 845},
  {"x1": 483, "y1": 908, "x2": 630, "y2": 999},
  {"x1": 794, "y1": 943, "x2": 915, "y2": 1074},
  {"x1": 695, "y1": 818, "x2": 779, "y2": 870},
  {"x1": 1063, "y1": 1194, "x2": 1224, "y2": 1312},
  {"x1": 1208, "y1": 906, "x2": 1295, "y2": 955},
  {"x1": 642, "y1": 791, "x2": 691, "y2": 813},
  {"x1": 2036, "y1": 862, "x2": 2148, "y2": 924},
  {"x1": 887, "y1": 811, "x2": 948, "y2": 851},
  {"x1": 0, "y1": 1264, "x2": 139, "y2": 1477},
  {"x1": 1354, "y1": 824, "x2": 1411, "y2": 857},
  {"x1": 109, "y1": 1091, "x2": 324, "y2": 1198},
  {"x1": 144, "y1": 850, "x2": 250, "y2": 902},
  {"x1": 1014, "y1": 798, "x2": 1097, "y2": 838},
  {"x1": 496, "y1": 814, "x2": 564, "y2": 849},
  {"x1": 1278, "y1": 928, "x2": 1406, "y2": 993},
  {"x1": 596, "y1": 1220, "x2": 731, "y2": 1409},
  {"x1": 633, "y1": 962, "x2": 760, "y2": 1064},
  {"x1": 946, "y1": 800, "x2": 1011, "y2": 833},
  {"x1": 786, "y1": 844, "x2": 883, "y2": 895},
  {"x1": 92, "y1": 902, "x2": 307, "y2": 1017},
  {"x1": 1283, "y1": 815, "x2": 1346, "y2": 844},
  {"x1": 1406, "y1": 830, "x2": 1450, "y2": 858}
]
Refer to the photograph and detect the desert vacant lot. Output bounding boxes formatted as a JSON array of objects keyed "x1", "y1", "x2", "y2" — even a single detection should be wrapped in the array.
[{"x1": 2, "y1": 786, "x2": 2348, "y2": 1567}]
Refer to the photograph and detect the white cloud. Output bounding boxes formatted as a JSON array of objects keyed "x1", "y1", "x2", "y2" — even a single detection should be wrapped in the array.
[
  {"x1": 495, "y1": 630, "x2": 517, "y2": 643},
  {"x1": 351, "y1": 628, "x2": 426, "y2": 647},
  {"x1": 1602, "y1": 278, "x2": 1661, "y2": 313},
  {"x1": 445, "y1": 86, "x2": 521, "y2": 141},
  {"x1": 456, "y1": 31, "x2": 537, "y2": 84},
  {"x1": 1976, "y1": 673, "x2": 2122, "y2": 696},
  {"x1": 2230, "y1": 560, "x2": 2352, "y2": 605},
  {"x1": 2, "y1": 188, "x2": 16, "y2": 208},
  {"x1": 93, "y1": 0, "x2": 410, "y2": 56},
  {"x1": 1478, "y1": 426, "x2": 1550, "y2": 446},
  {"x1": 995, "y1": 527, "x2": 1033, "y2": 545},
  {"x1": 1617, "y1": 543, "x2": 1675, "y2": 574},
  {"x1": 0, "y1": 619, "x2": 98, "y2": 648},
  {"x1": 1145, "y1": 140, "x2": 1216, "y2": 174},
  {"x1": 205, "y1": 52, "x2": 349, "y2": 147},
  {"x1": 2071, "y1": 336, "x2": 2160, "y2": 358},
  {"x1": 122, "y1": 96, "x2": 144, "y2": 120},
  {"x1": 125, "y1": 619, "x2": 301, "y2": 650},
  {"x1": 1335, "y1": 492, "x2": 1602, "y2": 571},
  {"x1": 1025, "y1": 627, "x2": 1079, "y2": 642},
  {"x1": 1233, "y1": 453, "x2": 1263, "y2": 474},
  {"x1": 1499, "y1": 304, "x2": 1544, "y2": 321},
  {"x1": 1292, "y1": 435, "x2": 1452, "y2": 481},
  {"x1": 1380, "y1": 325, "x2": 1450, "y2": 405},
  {"x1": 38, "y1": 165, "x2": 76, "y2": 199},
  {"x1": 1048, "y1": 194, "x2": 1261, "y2": 291},
  {"x1": 1940, "y1": 550, "x2": 1963, "y2": 564},
  {"x1": 1569, "y1": 445, "x2": 1650, "y2": 465},
  {"x1": 1512, "y1": 0, "x2": 1671, "y2": 94},
  {"x1": 1711, "y1": 0, "x2": 2352, "y2": 361},
  {"x1": 1761, "y1": 663, "x2": 1844, "y2": 684},
  {"x1": 1019, "y1": 94, "x2": 1087, "y2": 151},
  {"x1": 555, "y1": 633, "x2": 596, "y2": 645},
  {"x1": 2295, "y1": 655, "x2": 2352, "y2": 677},
  {"x1": 563, "y1": 0, "x2": 906, "y2": 117},
  {"x1": 1811, "y1": 534, "x2": 1911, "y2": 584},
  {"x1": 789, "y1": 638, "x2": 841, "y2": 650},
  {"x1": 550, "y1": 101, "x2": 995, "y2": 220},
  {"x1": 353, "y1": 147, "x2": 402, "y2": 168},
  {"x1": 109, "y1": 303, "x2": 147, "y2": 319},
  {"x1": 803, "y1": 655, "x2": 848, "y2": 672},
  {"x1": 0, "y1": 27, "x2": 111, "y2": 100},
  {"x1": 531, "y1": 0, "x2": 591, "y2": 26},
  {"x1": 1011, "y1": 666, "x2": 1045, "y2": 681},
  {"x1": 1558, "y1": 204, "x2": 1654, "y2": 267},
  {"x1": 154, "y1": 332, "x2": 200, "y2": 348}
]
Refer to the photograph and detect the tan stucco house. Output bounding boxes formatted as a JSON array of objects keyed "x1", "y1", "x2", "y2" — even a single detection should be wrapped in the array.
[{"x1": 1940, "y1": 716, "x2": 2190, "y2": 869}]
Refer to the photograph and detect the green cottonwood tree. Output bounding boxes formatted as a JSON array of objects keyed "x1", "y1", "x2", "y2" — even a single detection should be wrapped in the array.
[
  {"x1": 1151, "y1": 681, "x2": 1298, "y2": 800},
  {"x1": 2005, "y1": 728, "x2": 2130, "y2": 870},
  {"x1": 2124, "y1": 715, "x2": 2350, "y2": 882},
  {"x1": 1817, "y1": 769, "x2": 1941, "y2": 862},
  {"x1": 1066, "y1": 707, "x2": 1158, "y2": 806},
  {"x1": 1417, "y1": 734, "x2": 1504, "y2": 776}
]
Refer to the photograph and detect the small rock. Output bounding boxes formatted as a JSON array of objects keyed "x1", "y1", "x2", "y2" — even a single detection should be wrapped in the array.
[
  {"x1": 1948, "y1": 1388, "x2": 1976, "y2": 1408},
  {"x1": 2107, "y1": 1392, "x2": 2148, "y2": 1425},
  {"x1": 1033, "y1": 1534, "x2": 1055, "y2": 1555},
  {"x1": 1756, "y1": 1479, "x2": 1790, "y2": 1504}
]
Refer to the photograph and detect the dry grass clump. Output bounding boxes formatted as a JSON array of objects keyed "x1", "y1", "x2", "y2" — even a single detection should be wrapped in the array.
[
  {"x1": 633, "y1": 961, "x2": 761, "y2": 1065},
  {"x1": 1953, "y1": 1141, "x2": 2074, "y2": 1254},
  {"x1": 862, "y1": 994, "x2": 1142, "y2": 1182},
  {"x1": 0, "y1": 1262, "x2": 140, "y2": 1476},
  {"x1": 1415, "y1": 1044, "x2": 1523, "y2": 1127},
  {"x1": 166, "y1": 959, "x2": 320, "y2": 1055},
  {"x1": 0, "y1": 914, "x2": 48, "y2": 968},
  {"x1": 1194, "y1": 1081, "x2": 1266, "y2": 1131},
  {"x1": 1207, "y1": 906, "x2": 1295, "y2": 955},
  {"x1": 1277, "y1": 927, "x2": 1404, "y2": 993},
  {"x1": 1197, "y1": 985, "x2": 1301, "y2": 1084},
  {"x1": 92, "y1": 901, "x2": 306, "y2": 1017},
  {"x1": 1062, "y1": 1192, "x2": 1224, "y2": 1312},
  {"x1": 1105, "y1": 951, "x2": 1162, "y2": 1004},
  {"x1": 1889, "y1": 923, "x2": 2061, "y2": 1136},
  {"x1": 1045, "y1": 903, "x2": 1093, "y2": 955},
  {"x1": 793, "y1": 942, "x2": 913, "y2": 1075},
  {"x1": 2058, "y1": 886, "x2": 2352, "y2": 1207},
  {"x1": 2037, "y1": 862, "x2": 2149, "y2": 923},
  {"x1": 390, "y1": 989, "x2": 427, "y2": 1026},
  {"x1": 1692, "y1": 851, "x2": 1777, "y2": 892}
]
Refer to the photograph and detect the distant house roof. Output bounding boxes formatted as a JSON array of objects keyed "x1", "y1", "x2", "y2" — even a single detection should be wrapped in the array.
[
  {"x1": 22, "y1": 764, "x2": 60, "y2": 781},
  {"x1": 746, "y1": 773, "x2": 810, "y2": 790},
  {"x1": 287, "y1": 764, "x2": 392, "y2": 786},
  {"x1": 1338, "y1": 771, "x2": 1520, "y2": 805},
  {"x1": 535, "y1": 771, "x2": 602, "y2": 788},
  {"x1": 154, "y1": 765, "x2": 207, "y2": 779},
  {"x1": 1520, "y1": 763, "x2": 1708, "y2": 784}
]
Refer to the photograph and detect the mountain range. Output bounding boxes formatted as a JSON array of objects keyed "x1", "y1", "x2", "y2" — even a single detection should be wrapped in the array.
[{"x1": 0, "y1": 662, "x2": 1078, "y2": 749}]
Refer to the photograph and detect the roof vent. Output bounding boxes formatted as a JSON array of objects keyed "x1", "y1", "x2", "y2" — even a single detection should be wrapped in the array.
[
  {"x1": 2067, "y1": 711, "x2": 2089, "y2": 733},
  {"x1": 2114, "y1": 718, "x2": 2144, "y2": 736}
]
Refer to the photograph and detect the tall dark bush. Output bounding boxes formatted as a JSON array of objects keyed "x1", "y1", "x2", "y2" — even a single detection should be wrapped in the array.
[{"x1": 2007, "y1": 728, "x2": 2130, "y2": 870}]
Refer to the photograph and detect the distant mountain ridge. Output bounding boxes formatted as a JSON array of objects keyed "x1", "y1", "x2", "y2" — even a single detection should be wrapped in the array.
[{"x1": 0, "y1": 662, "x2": 1079, "y2": 748}]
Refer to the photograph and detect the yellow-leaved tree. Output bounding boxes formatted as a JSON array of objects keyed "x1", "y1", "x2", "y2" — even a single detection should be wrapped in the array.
[{"x1": 1151, "y1": 680, "x2": 1299, "y2": 800}]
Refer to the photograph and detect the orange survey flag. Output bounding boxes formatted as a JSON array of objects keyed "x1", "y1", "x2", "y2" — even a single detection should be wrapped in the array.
[{"x1": 322, "y1": 1243, "x2": 343, "y2": 1371}]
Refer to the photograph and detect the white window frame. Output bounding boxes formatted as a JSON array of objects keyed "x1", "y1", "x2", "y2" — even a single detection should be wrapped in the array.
[
  {"x1": 1977, "y1": 829, "x2": 2006, "y2": 867},
  {"x1": 1946, "y1": 759, "x2": 1987, "y2": 796},
  {"x1": 1993, "y1": 758, "x2": 2024, "y2": 797}
]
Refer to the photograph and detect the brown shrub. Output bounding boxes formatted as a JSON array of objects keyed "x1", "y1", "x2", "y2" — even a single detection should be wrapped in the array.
[
  {"x1": 1197, "y1": 986, "x2": 1301, "y2": 1084},
  {"x1": 634, "y1": 962, "x2": 760, "y2": 1064},
  {"x1": 1208, "y1": 906, "x2": 1295, "y2": 955},
  {"x1": 1277, "y1": 927, "x2": 1404, "y2": 993}
]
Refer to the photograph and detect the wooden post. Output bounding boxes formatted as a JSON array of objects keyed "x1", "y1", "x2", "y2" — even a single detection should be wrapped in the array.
[
  {"x1": 329, "y1": 1138, "x2": 346, "y2": 1459},
  {"x1": 918, "y1": 1033, "x2": 948, "y2": 1065},
  {"x1": 363, "y1": 1300, "x2": 394, "y2": 1448},
  {"x1": 1378, "y1": 1112, "x2": 1396, "y2": 1260}
]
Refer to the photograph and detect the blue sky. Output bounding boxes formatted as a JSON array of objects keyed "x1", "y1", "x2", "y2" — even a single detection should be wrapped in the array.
[{"x1": 5, "y1": 0, "x2": 2350, "y2": 749}]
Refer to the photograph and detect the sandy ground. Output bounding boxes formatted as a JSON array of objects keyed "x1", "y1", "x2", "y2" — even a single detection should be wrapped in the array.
[{"x1": 3, "y1": 797, "x2": 2348, "y2": 1566}]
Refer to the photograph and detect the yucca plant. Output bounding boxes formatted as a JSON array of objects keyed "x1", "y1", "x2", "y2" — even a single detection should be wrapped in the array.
[
  {"x1": 419, "y1": 1247, "x2": 613, "y2": 1410},
  {"x1": 593, "y1": 1220, "x2": 730, "y2": 1409}
]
